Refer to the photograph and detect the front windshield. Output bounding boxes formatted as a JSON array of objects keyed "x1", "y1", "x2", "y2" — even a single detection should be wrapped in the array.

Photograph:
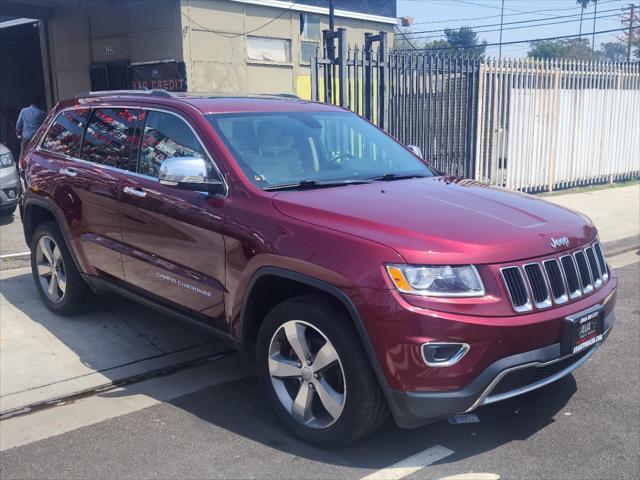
[{"x1": 206, "y1": 111, "x2": 434, "y2": 189}]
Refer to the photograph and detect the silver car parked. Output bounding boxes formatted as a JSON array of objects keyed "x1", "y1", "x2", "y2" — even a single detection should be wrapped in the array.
[{"x1": 0, "y1": 143, "x2": 20, "y2": 216}]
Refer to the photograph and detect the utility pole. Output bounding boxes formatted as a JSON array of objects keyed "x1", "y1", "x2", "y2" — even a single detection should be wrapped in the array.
[
  {"x1": 498, "y1": 0, "x2": 505, "y2": 58},
  {"x1": 591, "y1": 0, "x2": 598, "y2": 55},
  {"x1": 329, "y1": 0, "x2": 335, "y2": 32},
  {"x1": 627, "y1": 3, "x2": 635, "y2": 62}
]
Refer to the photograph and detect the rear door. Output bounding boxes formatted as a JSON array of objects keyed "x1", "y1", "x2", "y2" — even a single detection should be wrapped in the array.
[
  {"x1": 37, "y1": 107, "x2": 142, "y2": 279},
  {"x1": 118, "y1": 108, "x2": 227, "y2": 329}
]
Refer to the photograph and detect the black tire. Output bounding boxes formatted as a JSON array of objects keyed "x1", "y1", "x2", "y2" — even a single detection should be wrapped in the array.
[
  {"x1": 256, "y1": 294, "x2": 388, "y2": 446},
  {"x1": 1, "y1": 205, "x2": 16, "y2": 217},
  {"x1": 30, "y1": 221, "x2": 93, "y2": 315}
]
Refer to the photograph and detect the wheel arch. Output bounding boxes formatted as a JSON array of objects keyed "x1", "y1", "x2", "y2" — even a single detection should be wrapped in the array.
[
  {"x1": 240, "y1": 267, "x2": 389, "y2": 388},
  {"x1": 22, "y1": 197, "x2": 83, "y2": 273}
]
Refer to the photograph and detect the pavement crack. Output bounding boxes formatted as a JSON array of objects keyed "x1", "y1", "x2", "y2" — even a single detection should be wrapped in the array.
[{"x1": 108, "y1": 306, "x2": 167, "y2": 354}]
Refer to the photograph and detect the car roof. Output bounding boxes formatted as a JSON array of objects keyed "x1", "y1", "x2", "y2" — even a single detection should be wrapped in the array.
[{"x1": 66, "y1": 91, "x2": 341, "y2": 114}]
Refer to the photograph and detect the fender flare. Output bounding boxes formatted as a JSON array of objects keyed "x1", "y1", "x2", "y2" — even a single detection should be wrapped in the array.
[
  {"x1": 22, "y1": 196, "x2": 84, "y2": 273},
  {"x1": 240, "y1": 266, "x2": 389, "y2": 388}
]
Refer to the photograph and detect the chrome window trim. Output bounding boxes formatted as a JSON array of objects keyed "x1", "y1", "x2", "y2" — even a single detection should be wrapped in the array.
[
  {"x1": 542, "y1": 258, "x2": 569, "y2": 305},
  {"x1": 584, "y1": 246, "x2": 603, "y2": 289},
  {"x1": 573, "y1": 250, "x2": 593, "y2": 294},
  {"x1": 500, "y1": 266, "x2": 533, "y2": 313},
  {"x1": 421, "y1": 342, "x2": 470, "y2": 368},
  {"x1": 559, "y1": 254, "x2": 582, "y2": 299},
  {"x1": 36, "y1": 104, "x2": 229, "y2": 197},
  {"x1": 523, "y1": 262, "x2": 552, "y2": 309}
]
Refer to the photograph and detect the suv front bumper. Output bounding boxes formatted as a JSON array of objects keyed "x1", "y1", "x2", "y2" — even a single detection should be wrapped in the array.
[{"x1": 384, "y1": 312, "x2": 614, "y2": 428}]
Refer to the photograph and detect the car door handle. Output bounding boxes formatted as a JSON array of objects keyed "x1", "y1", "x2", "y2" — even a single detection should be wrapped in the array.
[
  {"x1": 59, "y1": 167, "x2": 77, "y2": 177},
  {"x1": 123, "y1": 186, "x2": 147, "y2": 198}
]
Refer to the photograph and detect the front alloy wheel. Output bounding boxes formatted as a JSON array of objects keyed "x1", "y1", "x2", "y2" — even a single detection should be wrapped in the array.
[
  {"x1": 268, "y1": 320, "x2": 346, "y2": 428},
  {"x1": 35, "y1": 235, "x2": 67, "y2": 303},
  {"x1": 256, "y1": 295, "x2": 388, "y2": 446}
]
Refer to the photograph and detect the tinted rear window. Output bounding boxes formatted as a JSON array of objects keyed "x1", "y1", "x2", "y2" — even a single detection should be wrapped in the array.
[
  {"x1": 41, "y1": 109, "x2": 90, "y2": 158},
  {"x1": 80, "y1": 108, "x2": 142, "y2": 170}
]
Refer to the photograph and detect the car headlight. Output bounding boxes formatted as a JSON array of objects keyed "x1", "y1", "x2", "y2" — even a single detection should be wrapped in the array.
[
  {"x1": 0, "y1": 152, "x2": 14, "y2": 167},
  {"x1": 386, "y1": 264, "x2": 485, "y2": 297}
]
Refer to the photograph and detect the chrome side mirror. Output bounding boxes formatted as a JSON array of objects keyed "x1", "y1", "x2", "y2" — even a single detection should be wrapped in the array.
[
  {"x1": 407, "y1": 145, "x2": 423, "y2": 159},
  {"x1": 158, "y1": 156, "x2": 225, "y2": 195}
]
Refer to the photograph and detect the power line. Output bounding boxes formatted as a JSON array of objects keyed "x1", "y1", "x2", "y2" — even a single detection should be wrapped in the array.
[
  {"x1": 408, "y1": 0, "x2": 621, "y2": 25},
  {"x1": 170, "y1": 0, "x2": 300, "y2": 38},
  {"x1": 394, "y1": 25, "x2": 419, "y2": 50},
  {"x1": 397, "y1": 25, "x2": 639, "y2": 52},
  {"x1": 402, "y1": 6, "x2": 629, "y2": 37},
  {"x1": 403, "y1": 11, "x2": 626, "y2": 41}
]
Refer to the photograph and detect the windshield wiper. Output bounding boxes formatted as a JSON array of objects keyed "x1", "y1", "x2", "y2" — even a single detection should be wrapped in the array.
[
  {"x1": 366, "y1": 173, "x2": 428, "y2": 182},
  {"x1": 263, "y1": 179, "x2": 371, "y2": 191}
]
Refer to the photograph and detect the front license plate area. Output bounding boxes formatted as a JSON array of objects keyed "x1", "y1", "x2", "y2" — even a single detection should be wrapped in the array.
[{"x1": 561, "y1": 305, "x2": 604, "y2": 355}]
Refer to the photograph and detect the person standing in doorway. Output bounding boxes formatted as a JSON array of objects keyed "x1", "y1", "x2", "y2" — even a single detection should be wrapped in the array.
[{"x1": 16, "y1": 97, "x2": 46, "y2": 161}]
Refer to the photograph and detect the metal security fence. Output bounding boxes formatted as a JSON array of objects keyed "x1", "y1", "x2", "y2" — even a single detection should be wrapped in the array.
[
  {"x1": 476, "y1": 59, "x2": 640, "y2": 192},
  {"x1": 310, "y1": 44, "x2": 640, "y2": 191},
  {"x1": 311, "y1": 37, "x2": 481, "y2": 178}
]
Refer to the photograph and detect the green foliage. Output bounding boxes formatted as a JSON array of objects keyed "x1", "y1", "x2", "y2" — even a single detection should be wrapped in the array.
[
  {"x1": 599, "y1": 42, "x2": 627, "y2": 62},
  {"x1": 443, "y1": 27, "x2": 487, "y2": 56},
  {"x1": 528, "y1": 38, "x2": 592, "y2": 60}
]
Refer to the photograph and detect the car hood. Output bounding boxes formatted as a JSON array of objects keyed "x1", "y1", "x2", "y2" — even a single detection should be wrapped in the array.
[{"x1": 271, "y1": 176, "x2": 596, "y2": 264}]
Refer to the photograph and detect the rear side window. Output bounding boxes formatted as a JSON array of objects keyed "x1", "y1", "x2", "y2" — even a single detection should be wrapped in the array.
[
  {"x1": 80, "y1": 108, "x2": 142, "y2": 170},
  {"x1": 41, "y1": 109, "x2": 90, "y2": 158},
  {"x1": 138, "y1": 110, "x2": 207, "y2": 178}
]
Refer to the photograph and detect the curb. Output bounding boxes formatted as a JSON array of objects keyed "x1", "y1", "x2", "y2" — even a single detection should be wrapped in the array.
[
  {"x1": 0, "y1": 251, "x2": 30, "y2": 271},
  {"x1": 601, "y1": 235, "x2": 640, "y2": 257}
]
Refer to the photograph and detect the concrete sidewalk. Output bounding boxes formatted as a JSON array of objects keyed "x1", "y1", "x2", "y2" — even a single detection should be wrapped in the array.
[
  {"x1": 0, "y1": 267, "x2": 227, "y2": 416},
  {"x1": 544, "y1": 183, "x2": 640, "y2": 255}
]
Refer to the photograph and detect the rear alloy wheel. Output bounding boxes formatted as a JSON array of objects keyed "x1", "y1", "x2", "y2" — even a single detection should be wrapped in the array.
[
  {"x1": 268, "y1": 320, "x2": 346, "y2": 429},
  {"x1": 30, "y1": 221, "x2": 93, "y2": 314},
  {"x1": 35, "y1": 235, "x2": 67, "y2": 304},
  {"x1": 256, "y1": 294, "x2": 388, "y2": 446}
]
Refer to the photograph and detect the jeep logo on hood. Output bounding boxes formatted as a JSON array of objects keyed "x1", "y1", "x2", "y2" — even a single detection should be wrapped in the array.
[{"x1": 550, "y1": 236, "x2": 570, "y2": 248}]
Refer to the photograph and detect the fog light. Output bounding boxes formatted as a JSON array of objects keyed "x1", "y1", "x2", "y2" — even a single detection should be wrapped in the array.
[
  {"x1": 422, "y1": 342, "x2": 470, "y2": 367},
  {"x1": 7, "y1": 189, "x2": 17, "y2": 199}
]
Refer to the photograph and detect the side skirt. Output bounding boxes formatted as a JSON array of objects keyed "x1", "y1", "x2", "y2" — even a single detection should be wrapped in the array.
[{"x1": 82, "y1": 274, "x2": 243, "y2": 351}]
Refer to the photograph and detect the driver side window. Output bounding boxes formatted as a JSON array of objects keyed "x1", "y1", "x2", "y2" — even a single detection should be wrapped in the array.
[{"x1": 138, "y1": 110, "x2": 213, "y2": 179}]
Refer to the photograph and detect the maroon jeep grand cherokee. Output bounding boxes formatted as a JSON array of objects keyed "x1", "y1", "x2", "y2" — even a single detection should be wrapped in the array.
[{"x1": 21, "y1": 91, "x2": 617, "y2": 445}]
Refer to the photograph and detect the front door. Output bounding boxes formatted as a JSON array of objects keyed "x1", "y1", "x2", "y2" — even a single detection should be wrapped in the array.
[{"x1": 118, "y1": 109, "x2": 227, "y2": 329}]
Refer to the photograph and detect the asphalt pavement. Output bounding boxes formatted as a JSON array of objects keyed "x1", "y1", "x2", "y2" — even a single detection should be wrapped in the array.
[{"x1": 1, "y1": 257, "x2": 638, "y2": 480}]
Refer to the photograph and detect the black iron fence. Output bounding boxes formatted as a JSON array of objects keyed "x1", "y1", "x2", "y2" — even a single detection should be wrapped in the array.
[{"x1": 311, "y1": 31, "x2": 481, "y2": 178}]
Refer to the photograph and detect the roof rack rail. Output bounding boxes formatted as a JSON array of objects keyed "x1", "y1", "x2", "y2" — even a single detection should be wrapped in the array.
[{"x1": 76, "y1": 89, "x2": 174, "y2": 98}]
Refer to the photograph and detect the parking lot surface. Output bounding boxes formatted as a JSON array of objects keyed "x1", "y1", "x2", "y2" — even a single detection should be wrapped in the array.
[{"x1": 1, "y1": 258, "x2": 638, "y2": 479}]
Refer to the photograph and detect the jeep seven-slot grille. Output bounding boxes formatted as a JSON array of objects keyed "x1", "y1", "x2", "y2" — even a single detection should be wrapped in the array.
[
  {"x1": 523, "y1": 263, "x2": 551, "y2": 308},
  {"x1": 501, "y1": 242, "x2": 608, "y2": 313},
  {"x1": 574, "y1": 250, "x2": 593, "y2": 292},
  {"x1": 543, "y1": 259, "x2": 567, "y2": 303},
  {"x1": 501, "y1": 267, "x2": 530, "y2": 312}
]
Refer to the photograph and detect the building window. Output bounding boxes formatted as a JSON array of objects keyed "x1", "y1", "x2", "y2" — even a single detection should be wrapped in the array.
[
  {"x1": 300, "y1": 41, "x2": 318, "y2": 65},
  {"x1": 300, "y1": 14, "x2": 320, "y2": 41},
  {"x1": 247, "y1": 36, "x2": 291, "y2": 63}
]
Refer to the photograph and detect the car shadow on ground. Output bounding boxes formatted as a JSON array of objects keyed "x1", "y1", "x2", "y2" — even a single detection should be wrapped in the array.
[
  {"x1": 2, "y1": 269, "x2": 576, "y2": 470},
  {"x1": 146, "y1": 371, "x2": 577, "y2": 469},
  {"x1": 0, "y1": 212, "x2": 16, "y2": 226}
]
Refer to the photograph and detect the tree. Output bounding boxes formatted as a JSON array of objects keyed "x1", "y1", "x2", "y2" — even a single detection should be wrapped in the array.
[
  {"x1": 598, "y1": 42, "x2": 627, "y2": 62},
  {"x1": 527, "y1": 38, "x2": 592, "y2": 60},
  {"x1": 443, "y1": 27, "x2": 487, "y2": 56},
  {"x1": 528, "y1": 40, "x2": 567, "y2": 59},
  {"x1": 576, "y1": 0, "x2": 597, "y2": 40},
  {"x1": 393, "y1": 28, "x2": 423, "y2": 50}
]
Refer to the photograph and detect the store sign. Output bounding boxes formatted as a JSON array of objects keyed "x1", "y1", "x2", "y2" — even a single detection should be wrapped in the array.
[{"x1": 130, "y1": 61, "x2": 187, "y2": 92}]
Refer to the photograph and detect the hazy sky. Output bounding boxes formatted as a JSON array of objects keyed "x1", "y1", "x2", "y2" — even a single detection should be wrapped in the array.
[{"x1": 396, "y1": 0, "x2": 633, "y2": 57}]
